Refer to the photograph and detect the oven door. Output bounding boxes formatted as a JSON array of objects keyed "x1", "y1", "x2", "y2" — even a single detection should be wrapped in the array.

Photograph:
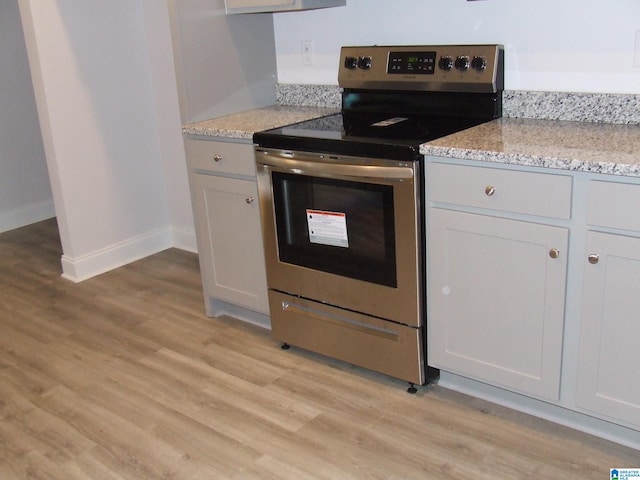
[{"x1": 255, "y1": 148, "x2": 422, "y2": 328}]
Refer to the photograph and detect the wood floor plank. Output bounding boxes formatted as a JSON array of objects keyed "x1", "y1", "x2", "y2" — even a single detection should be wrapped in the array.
[
  {"x1": 0, "y1": 449, "x2": 72, "y2": 480},
  {"x1": 35, "y1": 385, "x2": 192, "y2": 479},
  {"x1": 143, "y1": 348, "x2": 323, "y2": 432},
  {"x1": 0, "y1": 406, "x2": 96, "y2": 466},
  {"x1": 58, "y1": 447, "x2": 130, "y2": 480},
  {"x1": 0, "y1": 360, "x2": 58, "y2": 407},
  {"x1": 0, "y1": 219, "x2": 638, "y2": 480},
  {"x1": 152, "y1": 409, "x2": 264, "y2": 477},
  {"x1": 82, "y1": 376, "x2": 263, "y2": 478},
  {"x1": 233, "y1": 454, "x2": 333, "y2": 480}
]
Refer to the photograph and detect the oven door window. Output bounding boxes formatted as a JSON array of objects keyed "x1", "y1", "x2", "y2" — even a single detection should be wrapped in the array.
[{"x1": 272, "y1": 172, "x2": 397, "y2": 288}]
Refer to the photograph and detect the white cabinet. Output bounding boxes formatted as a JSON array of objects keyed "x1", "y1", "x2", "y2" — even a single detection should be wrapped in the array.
[
  {"x1": 575, "y1": 181, "x2": 640, "y2": 428},
  {"x1": 425, "y1": 160, "x2": 640, "y2": 442},
  {"x1": 225, "y1": 0, "x2": 345, "y2": 14},
  {"x1": 185, "y1": 138, "x2": 269, "y2": 317},
  {"x1": 427, "y1": 162, "x2": 571, "y2": 401}
]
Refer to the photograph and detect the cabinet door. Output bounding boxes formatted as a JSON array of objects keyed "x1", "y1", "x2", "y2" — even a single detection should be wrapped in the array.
[
  {"x1": 192, "y1": 173, "x2": 269, "y2": 314},
  {"x1": 576, "y1": 231, "x2": 640, "y2": 428},
  {"x1": 225, "y1": 0, "x2": 345, "y2": 14},
  {"x1": 428, "y1": 208, "x2": 568, "y2": 401},
  {"x1": 226, "y1": 0, "x2": 295, "y2": 10}
]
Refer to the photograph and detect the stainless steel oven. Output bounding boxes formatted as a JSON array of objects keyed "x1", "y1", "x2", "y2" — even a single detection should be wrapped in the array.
[
  {"x1": 256, "y1": 148, "x2": 426, "y2": 385},
  {"x1": 254, "y1": 44, "x2": 504, "y2": 389}
]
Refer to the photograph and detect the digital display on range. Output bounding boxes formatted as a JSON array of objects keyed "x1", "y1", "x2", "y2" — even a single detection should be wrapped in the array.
[{"x1": 387, "y1": 51, "x2": 436, "y2": 75}]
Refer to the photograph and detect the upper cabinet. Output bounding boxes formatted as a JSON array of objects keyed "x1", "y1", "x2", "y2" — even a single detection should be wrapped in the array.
[
  {"x1": 225, "y1": 0, "x2": 346, "y2": 14},
  {"x1": 170, "y1": 0, "x2": 277, "y2": 123}
]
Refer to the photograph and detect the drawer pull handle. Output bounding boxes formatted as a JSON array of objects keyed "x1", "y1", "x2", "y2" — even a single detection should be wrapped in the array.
[
  {"x1": 213, "y1": 154, "x2": 222, "y2": 162},
  {"x1": 281, "y1": 301, "x2": 399, "y2": 341},
  {"x1": 549, "y1": 248, "x2": 560, "y2": 259},
  {"x1": 245, "y1": 196, "x2": 255, "y2": 205},
  {"x1": 485, "y1": 185, "x2": 496, "y2": 196},
  {"x1": 588, "y1": 254, "x2": 599, "y2": 265}
]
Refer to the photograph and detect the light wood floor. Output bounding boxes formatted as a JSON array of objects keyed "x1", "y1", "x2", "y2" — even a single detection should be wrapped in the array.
[{"x1": 1, "y1": 219, "x2": 638, "y2": 479}]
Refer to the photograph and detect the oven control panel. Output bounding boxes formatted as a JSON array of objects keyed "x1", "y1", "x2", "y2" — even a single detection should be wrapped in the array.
[{"x1": 339, "y1": 44, "x2": 504, "y2": 93}]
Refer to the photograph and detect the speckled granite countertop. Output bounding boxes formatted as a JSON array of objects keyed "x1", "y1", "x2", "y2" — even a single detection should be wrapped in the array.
[
  {"x1": 182, "y1": 105, "x2": 337, "y2": 140},
  {"x1": 183, "y1": 87, "x2": 640, "y2": 179},
  {"x1": 421, "y1": 117, "x2": 640, "y2": 178}
]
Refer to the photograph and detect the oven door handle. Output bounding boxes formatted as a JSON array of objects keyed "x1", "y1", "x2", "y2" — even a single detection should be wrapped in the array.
[
  {"x1": 257, "y1": 155, "x2": 414, "y2": 180},
  {"x1": 281, "y1": 301, "x2": 400, "y2": 341}
]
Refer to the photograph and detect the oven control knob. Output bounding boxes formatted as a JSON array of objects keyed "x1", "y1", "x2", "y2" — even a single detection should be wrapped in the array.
[
  {"x1": 358, "y1": 56, "x2": 372, "y2": 70},
  {"x1": 438, "y1": 55, "x2": 454, "y2": 71},
  {"x1": 344, "y1": 56, "x2": 358, "y2": 70},
  {"x1": 471, "y1": 56, "x2": 487, "y2": 72},
  {"x1": 455, "y1": 56, "x2": 470, "y2": 71}
]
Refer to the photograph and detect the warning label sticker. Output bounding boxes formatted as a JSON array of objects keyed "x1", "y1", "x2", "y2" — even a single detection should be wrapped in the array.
[
  {"x1": 371, "y1": 117, "x2": 408, "y2": 127},
  {"x1": 307, "y1": 209, "x2": 349, "y2": 248}
]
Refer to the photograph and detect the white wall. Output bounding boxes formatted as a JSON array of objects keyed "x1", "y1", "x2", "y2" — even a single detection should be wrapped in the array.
[
  {"x1": 141, "y1": 0, "x2": 197, "y2": 253},
  {"x1": 18, "y1": 0, "x2": 191, "y2": 281},
  {"x1": 274, "y1": 0, "x2": 640, "y2": 94},
  {"x1": 14, "y1": 0, "x2": 279, "y2": 281},
  {"x1": 0, "y1": 0, "x2": 54, "y2": 233},
  {"x1": 169, "y1": 0, "x2": 277, "y2": 124}
]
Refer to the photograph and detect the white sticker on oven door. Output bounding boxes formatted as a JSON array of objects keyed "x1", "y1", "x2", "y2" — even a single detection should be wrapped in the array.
[
  {"x1": 306, "y1": 209, "x2": 349, "y2": 248},
  {"x1": 371, "y1": 117, "x2": 408, "y2": 127}
]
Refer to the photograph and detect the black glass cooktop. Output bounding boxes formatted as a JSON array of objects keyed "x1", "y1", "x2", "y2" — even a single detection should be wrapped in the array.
[{"x1": 253, "y1": 112, "x2": 488, "y2": 162}]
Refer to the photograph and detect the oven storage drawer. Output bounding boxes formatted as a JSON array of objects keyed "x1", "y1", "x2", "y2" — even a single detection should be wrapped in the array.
[
  {"x1": 269, "y1": 290, "x2": 425, "y2": 385},
  {"x1": 185, "y1": 138, "x2": 257, "y2": 177},
  {"x1": 428, "y1": 162, "x2": 572, "y2": 220}
]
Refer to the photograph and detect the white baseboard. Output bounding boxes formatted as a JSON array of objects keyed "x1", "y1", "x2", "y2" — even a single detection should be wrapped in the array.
[
  {"x1": 438, "y1": 371, "x2": 640, "y2": 451},
  {"x1": 60, "y1": 227, "x2": 173, "y2": 283},
  {"x1": 209, "y1": 298, "x2": 271, "y2": 330},
  {"x1": 171, "y1": 226, "x2": 197, "y2": 253},
  {"x1": 0, "y1": 200, "x2": 56, "y2": 234}
]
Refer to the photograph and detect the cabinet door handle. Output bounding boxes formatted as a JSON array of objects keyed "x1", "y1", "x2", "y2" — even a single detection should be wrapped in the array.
[
  {"x1": 213, "y1": 154, "x2": 222, "y2": 162},
  {"x1": 485, "y1": 185, "x2": 496, "y2": 196},
  {"x1": 245, "y1": 196, "x2": 255, "y2": 204},
  {"x1": 549, "y1": 248, "x2": 560, "y2": 259},
  {"x1": 588, "y1": 254, "x2": 599, "y2": 264}
]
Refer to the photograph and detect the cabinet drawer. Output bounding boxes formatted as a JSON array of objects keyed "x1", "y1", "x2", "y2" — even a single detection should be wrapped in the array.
[
  {"x1": 588, "y1": 180, "x2": 640, "y2": 231},
  {"x1": 428, "y1": 163, "x2": 572, "y2": 219},
  {"x1": 185, "y1": 138, "x2": 256, "y2": 177}
]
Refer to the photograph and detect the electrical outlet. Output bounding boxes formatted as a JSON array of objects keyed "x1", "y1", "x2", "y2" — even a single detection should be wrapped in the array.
[
  {"x1": 635, "y1": 30, "x2": 640, "y2": 68},
  {"x1": 302, "y1": 40, "x2": 313, "y2": 66}
]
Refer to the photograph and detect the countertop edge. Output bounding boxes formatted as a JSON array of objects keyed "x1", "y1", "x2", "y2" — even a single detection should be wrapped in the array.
[
  {"x1": 421, "y1": 145, "x2": 640, "y2": 178},
  {"x1": 420, "y1": 118, "x2": 640, "y2": 179},
  {"x1": 182, "y1": 105, "x2": 338, "y2": 141}
]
